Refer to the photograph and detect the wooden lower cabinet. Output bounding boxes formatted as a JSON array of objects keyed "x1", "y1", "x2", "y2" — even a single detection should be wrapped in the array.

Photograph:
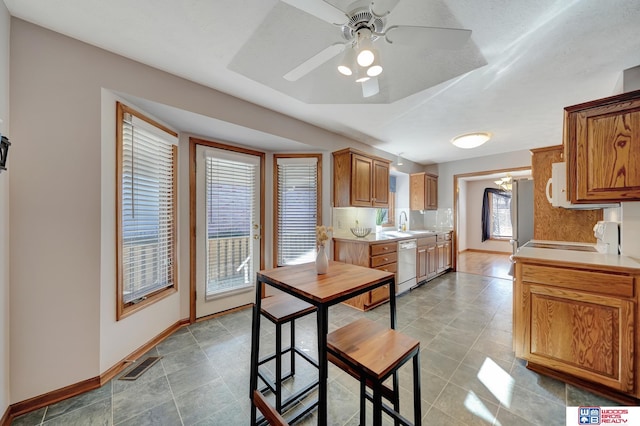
[
  {"x1": 333, "y1": 239, "x2": 397, "y2": 310},
  {"x1": 513, "y1": 260, "x2": 639, "y2": 398},
  {"x1": 417, "y1": 232, "x2": 451, "y2": 284}
]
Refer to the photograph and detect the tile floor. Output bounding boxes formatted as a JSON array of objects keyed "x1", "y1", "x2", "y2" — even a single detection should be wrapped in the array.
[{"x1": 12, "y1": 272, "x2": 621, "y2": 425}]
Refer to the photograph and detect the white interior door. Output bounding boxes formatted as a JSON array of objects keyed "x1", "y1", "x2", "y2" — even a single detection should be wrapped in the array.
[{"x1": 196, "y1": 145, "x2": 261, "y2": 318}]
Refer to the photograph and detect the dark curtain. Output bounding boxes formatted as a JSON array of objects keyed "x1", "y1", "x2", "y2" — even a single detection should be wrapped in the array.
[{"x1": 482, "y1": 188, "x2": 511, "y2": 242}]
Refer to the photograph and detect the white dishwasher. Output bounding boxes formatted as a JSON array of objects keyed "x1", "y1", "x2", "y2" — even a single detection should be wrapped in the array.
[{"x1": 397, "y1": 239, "x2": 417, "y2": 294}]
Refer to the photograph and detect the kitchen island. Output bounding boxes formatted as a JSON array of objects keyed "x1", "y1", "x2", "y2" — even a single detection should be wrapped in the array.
[{"x1": 512, "y1": 241, "x2": 640, "y2": 403}]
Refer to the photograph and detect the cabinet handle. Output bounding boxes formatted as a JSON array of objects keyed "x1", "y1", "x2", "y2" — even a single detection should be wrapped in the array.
[
  {"x1": 383, "y1": 257, "x2": 388, "y2": 261},
  {"x1": 383, "y1": 247, "x2": 389, "y2": 250}
]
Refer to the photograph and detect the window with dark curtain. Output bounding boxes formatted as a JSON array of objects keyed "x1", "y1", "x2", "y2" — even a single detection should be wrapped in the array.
[{"x1": 481, "y1": 188, "x2": 512, "y2": 242}]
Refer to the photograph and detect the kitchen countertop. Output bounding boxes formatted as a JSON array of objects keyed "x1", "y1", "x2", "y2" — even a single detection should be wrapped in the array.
[
  {"x1": 513, "y1": 240, "x2": 640, "y2": 271},
  {"x1": 333, "y1": 229, "x2": 452, "y2": 243}
]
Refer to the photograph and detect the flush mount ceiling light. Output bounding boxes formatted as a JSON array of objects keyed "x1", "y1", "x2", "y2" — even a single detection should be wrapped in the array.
[{"x1": 451, "y1": 132, "x2": 491, "y2": 149}]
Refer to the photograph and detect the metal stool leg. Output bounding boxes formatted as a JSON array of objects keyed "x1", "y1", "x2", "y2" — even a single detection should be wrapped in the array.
[
  {"x1": 413, "y1": 353, "x2": 422, "y2": 426},
  {"x1": 290, "y1": 319, "x2": 296, "y2": 376},
  {"x1": 275, "y1": 321, "x2": 282, "y2": 412}
]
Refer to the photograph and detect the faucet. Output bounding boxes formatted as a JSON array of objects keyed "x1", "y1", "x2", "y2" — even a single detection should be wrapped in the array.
[{"x1": 399, "y1": 211, "x2": 408, "y2": 231}]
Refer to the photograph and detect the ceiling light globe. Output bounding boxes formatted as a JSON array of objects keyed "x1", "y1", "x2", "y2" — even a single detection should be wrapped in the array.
[
  {"x1": 357, "y1": 50, "x2": 374, "y2": 67},
  {"x1": 451, "y1": 132, "x2": 492, "y2": 149},
  {"x1": 367, "y1": 65, "x2": 383, "y2": 77}
]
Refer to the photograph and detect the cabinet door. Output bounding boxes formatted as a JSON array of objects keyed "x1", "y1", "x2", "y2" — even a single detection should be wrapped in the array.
[
  {"x1": 565, "y1": 92, "x2": 640, "y2": 202},
  {"x1": 426, "y1": 174, "x2": 438, "y2": 210},
  {"x1": 444, "y1": 240, "x2": 452, "y2": 269},
  {"x1": 417, "y1": 247, "x2": 427, "y2": 283},
  {"x1": 372, "y1": 160, "x2": 389, "y2": 207},
  {"x1": 426, "y1": 245, "x2": 437, "y2": 278},
  {"x1": 351, "y1": 153, "x2": 373, "y2": 206},
  {"x1": 410, "y1": 173, "x2": 426, "y2": 210},
  {"x1": 436, "y1": 243, "x2": 446, "y2": 272},
  {"x1": 522, "y1": 283, "x2": 634, "y2": 392}
]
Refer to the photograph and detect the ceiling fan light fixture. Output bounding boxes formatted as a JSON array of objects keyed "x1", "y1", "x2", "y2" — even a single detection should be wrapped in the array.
[
  {"x1": 451, "y1": 132, "x2": 492, "y2": 149},
  {"x1": 366, "y1": 52, "x2": 383, "y2": 76},
  {"x1": 354, "y1": 65, "x2": 370, "y2": 83},
  {"x1": 356, "y1": 29, "x2": 375, "y2": 67},
  {"x1": 337, "y1": 46, "x2": 355, "y2": 76}
]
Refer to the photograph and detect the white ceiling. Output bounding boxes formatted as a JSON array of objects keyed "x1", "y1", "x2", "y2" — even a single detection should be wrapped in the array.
[{"x1": 5, "y1": 0, "x2": 640, "y2": 165}]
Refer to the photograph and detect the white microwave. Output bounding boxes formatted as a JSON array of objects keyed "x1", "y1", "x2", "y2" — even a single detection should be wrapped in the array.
[{"x1": 545, "y1": 162, "x2": 616, "y2": 210}]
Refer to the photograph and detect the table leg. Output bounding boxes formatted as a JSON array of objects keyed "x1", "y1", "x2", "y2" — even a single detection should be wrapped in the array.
[
  {"x1": 316, "y1": 306, "x2": 329, "y2": 425},
  {"x1": 249, "y1": 282, "x2": 263, "y2": 425},
  {"x1": 389, "y1": 277, "x2": 397, "y2": 329}
]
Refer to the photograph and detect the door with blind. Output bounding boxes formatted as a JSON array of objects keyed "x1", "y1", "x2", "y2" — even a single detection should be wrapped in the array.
[{"x1": 195, "y1": 145, "x2": 261, "y2": 317}]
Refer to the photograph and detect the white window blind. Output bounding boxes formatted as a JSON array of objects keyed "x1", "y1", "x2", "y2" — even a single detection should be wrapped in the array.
[
  {"x1": 205, "y1": 155, "x2": 257, "y2": 294},
  {"x1": 121, "y1": 112, "x2": 177, "y2": 304},
  {"x1": 276, "y1": 157, "x2": 318, "y2": 266}
]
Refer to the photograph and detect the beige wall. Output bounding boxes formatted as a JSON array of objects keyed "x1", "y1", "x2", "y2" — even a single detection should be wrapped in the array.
[
  {"x1": 8, "y1": 17, "x2": 393, "y2": 403},
  {"x1": 0, "y1": 0, "x2": 10, "y2": 416}
]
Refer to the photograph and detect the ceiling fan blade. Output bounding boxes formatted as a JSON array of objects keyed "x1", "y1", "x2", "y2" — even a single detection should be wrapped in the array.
[
  {"x1": 284, "y1": 43, "x2": 345, "y2": 81},
  {"x1": 280, "y1": 0, "x2": 348, "y2": 25},
  {"x1": 362, "y1": 77, "x2": 379, "y2": 98},
  {"x1": 385, "y1": 25, "x2": 472, "y2": 49},
  {"x1": 370, "y1": 0, "x2": 400, "y2": 16}
]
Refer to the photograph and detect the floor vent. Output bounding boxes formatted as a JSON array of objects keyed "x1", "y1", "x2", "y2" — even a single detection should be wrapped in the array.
[{"x1": 119, "y1": 356, "x2": 162, "y2": 381}]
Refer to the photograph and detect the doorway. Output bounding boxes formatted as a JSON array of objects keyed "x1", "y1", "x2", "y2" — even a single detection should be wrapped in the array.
[
  {"x1": 191, "y1": 139, "x2": 264, "y2": 320},
  {"x1": 453, "y1": 167, "x2": 530, "y2": 274}
]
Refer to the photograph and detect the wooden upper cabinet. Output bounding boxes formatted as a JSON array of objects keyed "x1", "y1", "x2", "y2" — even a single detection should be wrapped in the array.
[
  {"x1": 333, "y1": 148, "x2": 390, "y2": 207},
  {"x1": 372, "y1": 160, "x2": 389, "y2": 207},
  {"x1": 409, "y1": 172, "x2": 438, "y2": 210},
  {"x1": 565, "y1": 89, "x2": 640, "y2": 202}
]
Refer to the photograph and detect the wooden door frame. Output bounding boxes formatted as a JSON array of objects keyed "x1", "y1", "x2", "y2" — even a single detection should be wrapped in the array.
[
  {"x1": 189, "y1": 137, "x2": 265, "y2": 323},
  {"x1": 452, "y1": 166, "x2": 531, "y2": 272}
]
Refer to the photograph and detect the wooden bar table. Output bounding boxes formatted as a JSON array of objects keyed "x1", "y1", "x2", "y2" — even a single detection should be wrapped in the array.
[{"x1": 249, "y1": 261, "x2": 396, "y2": 425}]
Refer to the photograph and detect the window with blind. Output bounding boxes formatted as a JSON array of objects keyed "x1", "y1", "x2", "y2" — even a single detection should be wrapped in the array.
[
  {"x1": 116, "y1": 102, "x2": 178, "y2": 319},
  {"x1": 274, "y1": 155, "x2": 322, "y2": 267}
]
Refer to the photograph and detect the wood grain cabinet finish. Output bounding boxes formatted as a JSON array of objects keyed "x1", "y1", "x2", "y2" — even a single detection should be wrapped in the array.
[
  {"x1": 416, "y1": 233, "x2": 451, "y2": 284},
  {"x1": 333, "y1": 240, "x2": 397, "y2": 310},
  {"x1": 564, "y1": 89, "x2": 640, "y2": 203},
  {"x1": 333, "y1": 148, "x2": 390, "y2": 208},
  {"x1": 513, "y1": 260, "x2": 638, "y2": 396},
  {"x1": 531, "y1": 145, "x2": 601, "y2": 242},
  {"x1": 409, "y1": 172, "x2": 438, "y2": 210}
]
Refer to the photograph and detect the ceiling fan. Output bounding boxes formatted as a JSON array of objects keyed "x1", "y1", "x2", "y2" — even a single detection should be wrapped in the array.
[{"x1": 281, "y1": 0, "x2": 472, "y2": 97}]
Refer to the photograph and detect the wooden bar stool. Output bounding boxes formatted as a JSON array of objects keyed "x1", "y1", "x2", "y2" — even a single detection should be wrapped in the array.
[
  {"x1": 257, "y1": 293, "x2": 317, "y2": 413},
  {"x1": 327, "y1": 318, "x2": 422, "y2": 426}
]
